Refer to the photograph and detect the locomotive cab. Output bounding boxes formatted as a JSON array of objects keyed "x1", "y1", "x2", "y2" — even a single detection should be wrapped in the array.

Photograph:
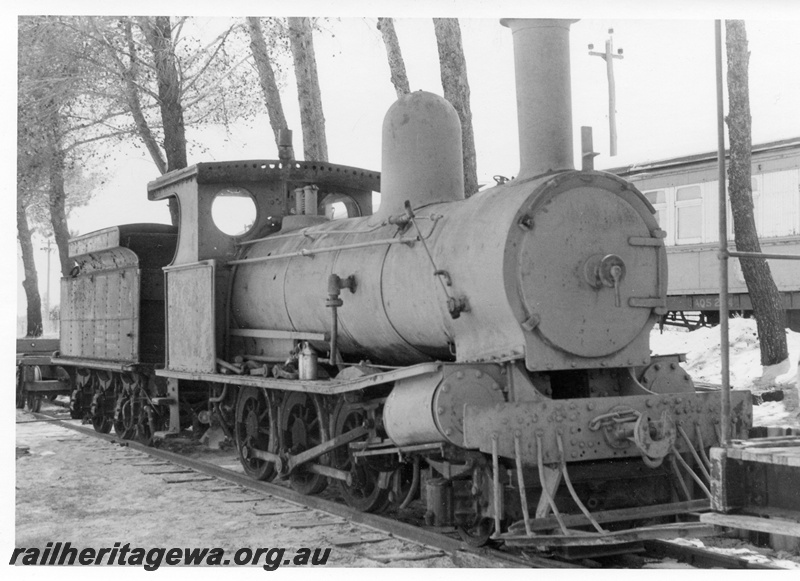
[{"x1": 146, "y1": 160, "x2": 379, "y2": 375}]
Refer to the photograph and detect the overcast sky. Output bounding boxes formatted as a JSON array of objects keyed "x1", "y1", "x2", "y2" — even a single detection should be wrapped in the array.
[{"x1": 9, "y1": 0, "x2": 800, "y2": 319}]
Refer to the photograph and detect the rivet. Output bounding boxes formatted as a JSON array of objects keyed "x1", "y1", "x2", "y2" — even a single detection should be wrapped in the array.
[
  {"x1": 571, "y1": 452, "x2": 578, "y2": 458},
  {"x1": 600, "y1": 362, "x2": 607, "y2": 367},
  {"x1": 654, "y1": 364, "x2": 661, "y2": 371},
  {"x1": 445, "y1": 428, "x2": 453, "y2": 436},
  {"x1": 646, "y1": 399, "x2": 654, "y2": 408},
  {"x1": 579, "y1": 442, "x2": 586, "y2": 448},
  {"x1": 475, "y1": 370, "x2": 483, "y2": 378},
  {"x1": 670, "y1": 363, "x2": 677, "y2": 370},
  {"x1": 437, "y1": 407, "x2": 444, "y2": 415},
  {"x1": 588, "y1": 403, "x2": 596, "y2": 411},
  {"x1": 456, "y1": 371, "x2": 464, "y2": 379},
  {"x1": 442, "y1": 385, "x2": 450, "y2": 393},
  {"x1": 571, "y1": 362, "x2": 577, "y2": 368}
]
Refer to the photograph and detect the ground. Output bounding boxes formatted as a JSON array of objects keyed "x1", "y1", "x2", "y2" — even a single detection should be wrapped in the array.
[{"x1": 14, "y1": 415, "x2": 486, "y2": 570}]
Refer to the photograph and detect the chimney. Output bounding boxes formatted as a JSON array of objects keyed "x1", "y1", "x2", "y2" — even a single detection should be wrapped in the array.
[{"x1": 501, "y1": 19, "x2": 577, "y2": 180}]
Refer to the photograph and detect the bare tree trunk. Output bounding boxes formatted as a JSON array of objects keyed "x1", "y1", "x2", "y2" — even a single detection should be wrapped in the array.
[
  {"x1": 246, "y1": 17, "x2": 290, "y2": 151},
  {"x1": 433, "y1": 18, "x2": 478, "y2": 197},
  {"x1": 726, "y1": 20, "x2": 788, "y2": 366},
  {"x1": 121, "y1": 18, "x2": 167, "y2": 175},
  {"x1": 377, "y1": 18, "x2": 410, "y2": 98},
  {"x1": 141, "y1": 16, "x2": 186, "y2": 225},
  {"x1": 287, "y1": 17, "x2": 328, "y2": 162},
  {"x1": 42, "y1": 109, "x2": 72, "y2": 277},
  {"x1": 47, "y1": 148, "x2": 72, "y2": 277},
  {"x1": 17, "y1": 194, "x2": 44, "y2": 337}
]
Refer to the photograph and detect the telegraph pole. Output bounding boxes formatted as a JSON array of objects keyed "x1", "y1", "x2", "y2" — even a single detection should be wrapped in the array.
[{"x1": 589, "y1": 29, "x2": 624, "y2": 156}]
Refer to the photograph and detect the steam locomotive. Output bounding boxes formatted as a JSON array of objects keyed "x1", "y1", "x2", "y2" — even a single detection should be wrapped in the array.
[{"x1": 46, "y1": 18, "x2": 752, "y2": 551}]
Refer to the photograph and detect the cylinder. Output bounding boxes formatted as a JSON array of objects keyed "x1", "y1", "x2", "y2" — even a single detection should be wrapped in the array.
[
  {"x1": 501, "y1": 18, "x2": 576, "y2": 179},
  {"x1": 377, "y1": 91, "x2": 464, "y2": 219},
  {"x1": 383, "y1": 374, "x2": 444, "y2": 446}
]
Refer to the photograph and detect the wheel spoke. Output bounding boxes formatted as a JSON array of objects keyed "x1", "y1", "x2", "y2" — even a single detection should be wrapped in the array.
[{"x1": 235, "y1": 387, "x2": 276, "y2": 482}]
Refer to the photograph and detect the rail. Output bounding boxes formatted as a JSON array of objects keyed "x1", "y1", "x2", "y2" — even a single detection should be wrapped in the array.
[
  {"x1": 228, "y1": 215, "x2": 441, "y2": 267},
  {"x1": 228, "y1": 237, "x2": 415, "y2": 266},
  {"x1": 19, "y1": 408, "x2": 566, "y2": 569},
  {"x1": 235, "y1": 214, "x2": 442, "y2": 247}
]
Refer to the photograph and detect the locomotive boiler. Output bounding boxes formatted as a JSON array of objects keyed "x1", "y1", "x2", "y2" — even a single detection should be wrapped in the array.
[{"x1": 65, "y1": 18, "x2": 752, "y2": 552}]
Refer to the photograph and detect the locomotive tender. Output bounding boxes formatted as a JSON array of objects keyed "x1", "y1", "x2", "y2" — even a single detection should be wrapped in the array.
[{"x1": 59, "y1": 19, "x2": 752, "y2": 549}]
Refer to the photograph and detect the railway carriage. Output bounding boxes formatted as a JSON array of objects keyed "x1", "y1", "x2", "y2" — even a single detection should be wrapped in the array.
[{"x1": 610, "y1": 139, "x2": 800, "y2": 330}]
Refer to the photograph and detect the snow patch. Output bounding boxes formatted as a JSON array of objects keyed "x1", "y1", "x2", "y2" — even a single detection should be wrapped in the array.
[{"x1": 650, "y1": 317, "x2": 800, "y2": 429}]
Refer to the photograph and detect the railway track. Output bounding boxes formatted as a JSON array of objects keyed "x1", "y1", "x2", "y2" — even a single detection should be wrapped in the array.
[
  {"x1": 15, "y1": 403, "x2": 792, "y2": 570},
  {"x1": 17, "y1": 404, "x2": 569, "y2": 569}
]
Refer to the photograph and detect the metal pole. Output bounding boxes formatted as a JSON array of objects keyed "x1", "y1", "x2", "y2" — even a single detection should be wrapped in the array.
[
  {"x1": 606, "y1": 38, "x2": 618, "y2": 156},
  {"x1": 715, "y1": 20, "x2": 731, "y2": 446},
  {"x1": 41, "y1": 239, "x2": 52, "y2": 328}
]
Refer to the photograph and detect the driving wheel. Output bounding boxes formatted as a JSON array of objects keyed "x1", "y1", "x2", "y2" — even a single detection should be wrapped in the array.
[
  {"x1": 331, "y1": 399, "x2": 389, "y2": 512},
  {"x1": 280, "y1": 392, "x2": 328, "y2": 495},
  {"x1": 235, "y1": 387, "x2": 278, "y2": 481}
]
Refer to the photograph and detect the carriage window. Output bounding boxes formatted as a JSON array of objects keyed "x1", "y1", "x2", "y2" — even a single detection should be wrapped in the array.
[
  {"x1": 644, "y1": 190, "x2": 666, "y2": 226},
  {"x1": 675, "y1": 185, "x2": 702, "y2": 243},
  {"x1": 211, "y1": 187, "x2": 258, "y2": 236}
]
